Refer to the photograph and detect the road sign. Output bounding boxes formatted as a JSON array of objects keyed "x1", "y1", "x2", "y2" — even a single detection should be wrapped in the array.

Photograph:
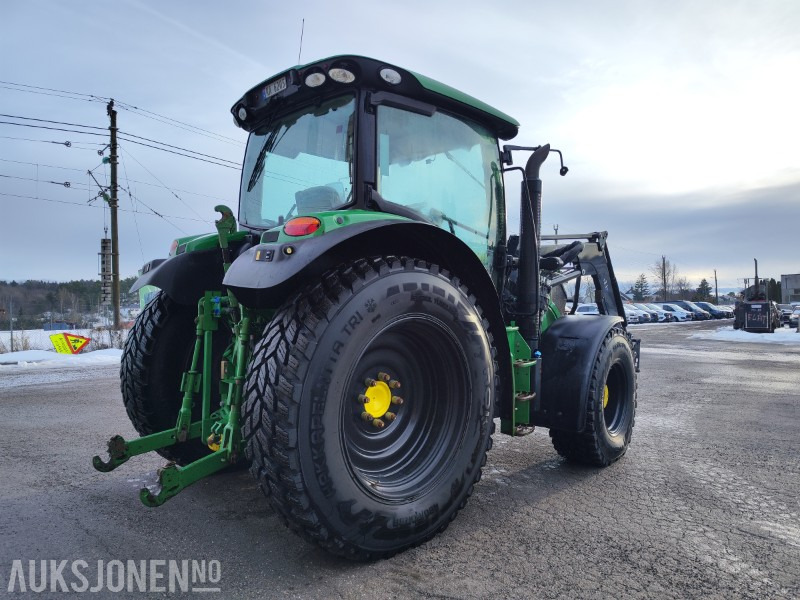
[{"x1": 50, "y1": 333, "x2": 91, "y2": 354}]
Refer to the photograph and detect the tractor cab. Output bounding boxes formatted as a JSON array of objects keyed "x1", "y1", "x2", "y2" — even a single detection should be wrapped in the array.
[{"x1": 232, "y1": 55, "x2": 518, "y2": 274}]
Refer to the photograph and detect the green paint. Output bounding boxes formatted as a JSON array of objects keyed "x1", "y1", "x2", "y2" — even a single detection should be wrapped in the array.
[
  {"x1": 93, "y1": 292, "x2": 269, "y2": 506},
  {"x1": 178, "y1": 230, "x2": 248, "y2": 254},
  {"x1": 137, "y1": 284, "x2": 159, "y2": 309},
  {"x1": 501, "y1": 325, "x2": 537, "y2": 436},
  {"x1": 410, "y1": 70, "x2": 519, "y2": 134},
  {"x1": 264, "y1": 209, "x2": 408, "y2": 243},
  {"x1": 540, "y1": 300, "x2": 562, "y2": 333}
]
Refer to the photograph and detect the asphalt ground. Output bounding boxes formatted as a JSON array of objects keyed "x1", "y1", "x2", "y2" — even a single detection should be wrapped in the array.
[{"x1": 1, "y1": 320, "x2": 798, "y2": 599}]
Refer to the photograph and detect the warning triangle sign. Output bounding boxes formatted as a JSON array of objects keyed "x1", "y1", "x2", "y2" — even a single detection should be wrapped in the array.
[
  {"x1": 50, "y1": 333, "x2": 91, "y2": 354},
  {"x1": 66, "y1": 334, "x2": 91, "y2": 353}
]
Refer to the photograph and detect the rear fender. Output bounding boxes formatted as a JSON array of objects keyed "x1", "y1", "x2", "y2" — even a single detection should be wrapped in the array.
[
  {"x1": 534, "y1": 314, "x2": 625, "y2": 432},
  {"x1": 130, "y1": 249, "x2": 226, "y2": 306},
  {"x1": 223, "y1": 219, "x2": 512, "y2": 418}
]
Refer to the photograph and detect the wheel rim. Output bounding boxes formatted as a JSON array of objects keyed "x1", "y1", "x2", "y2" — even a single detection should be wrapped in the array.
[
  {"x1": 341, "y1": 315, "x2": 472, "y2": 503},
  {"x1": 603, "y1": 361, "x2": 630, "y2": 435}
]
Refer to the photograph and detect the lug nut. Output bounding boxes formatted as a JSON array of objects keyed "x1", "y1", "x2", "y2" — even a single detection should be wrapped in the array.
[
  {"x1": 361, "y1": 412, "x2": 372, "y2": 422},
  {"x1": 377, "y1": 371, "x2": 391, "y2": 382},
  {"x1": 364, "y1": 378, "x2": 377, "y2": 387},
  {"x1": 372, "y1": 418, "x2": 385, "y2": 428},
  {"x1": 389, "y1": 380, "x2": 401, "y2": 389},
  {"x1": 384, "y1": 412, "x2": 396, "y2": 422},
  {"x1": 357, "y1": 394, "x2": 369, "y2": 403},
  {"x1": 391, "y1": 396, "x2": 404, "y2": 405}
]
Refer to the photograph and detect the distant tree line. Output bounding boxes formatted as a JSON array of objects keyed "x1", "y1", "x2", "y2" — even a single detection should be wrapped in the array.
[{"x1": 0, "y1": 276, "x2": 138, "y2": 329}]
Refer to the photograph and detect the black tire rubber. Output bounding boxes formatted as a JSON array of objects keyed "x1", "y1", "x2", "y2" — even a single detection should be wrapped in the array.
[
  {"x1": 550, "y1": 327, "x2": 636, "y2": 466},
  {"x1": 242, "y1": 256, "x2": 497, "y2": 560},
  {"x1": 120, "y1": 291, "x2": 228, "y2": 464}
]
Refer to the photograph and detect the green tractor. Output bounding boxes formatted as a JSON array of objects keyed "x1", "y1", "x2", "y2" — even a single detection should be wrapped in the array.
[{"x1": 94, "y1": 55, "x2": 639, "y2": 560}]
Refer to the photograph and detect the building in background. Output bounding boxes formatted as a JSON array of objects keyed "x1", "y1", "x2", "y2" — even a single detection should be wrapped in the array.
[{"x1": 781, "y1": 273, "x2": 800, "y2": 303}]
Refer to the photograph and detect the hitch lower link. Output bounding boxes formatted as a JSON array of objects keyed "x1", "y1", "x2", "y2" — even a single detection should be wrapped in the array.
[{"x1": 93, "y1": 292, "x2": 250, "y2": 507}]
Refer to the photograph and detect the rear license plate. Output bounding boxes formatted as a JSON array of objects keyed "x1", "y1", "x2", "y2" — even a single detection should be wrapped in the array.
[{"x1": 264, "y1": 77, "x2": 287, "y2": 99}]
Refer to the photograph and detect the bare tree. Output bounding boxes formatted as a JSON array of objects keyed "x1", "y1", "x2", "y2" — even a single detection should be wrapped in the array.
[
  {"x1": 581, "y1": 277, "x2": 597, "y2": 304},
  {"x1": 650, "y1": 256, "x2": 678, "y2": 302},
  {"x1": 674, "y1": 276, "x2": 692, "y2": 300},
  {"x1": 58, "y1": 287, "x2": 76, "y2": 321}
]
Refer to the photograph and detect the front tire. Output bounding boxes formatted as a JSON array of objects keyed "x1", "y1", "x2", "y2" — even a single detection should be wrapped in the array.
[
  {"x1": 242, "y1": 257, "x2": 496, "y2": 560},
  {"x1": 550, "y1": 327, "x2": 636, "y2": 466}
]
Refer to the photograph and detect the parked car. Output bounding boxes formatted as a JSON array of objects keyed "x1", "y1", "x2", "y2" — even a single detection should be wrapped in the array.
[
  {"x1": 660, "y1": 303, "x2": 693, "y2": 322},
  {"x1": 574, "y1": 303, "x2": 600, "y2": 315},
  {"x1": 630, "y1": 303, "x2": 658, "y2": 322},
  {"x1": 666, "y1": 300, "x2": 711, "y2": 320},
  {"x1": 790, "y1": 307, "x2": 800, "y2": 328},
  {"x1": 694, "y1": 301, "x2": 730, "y2": 319},
  {"x1": 623, "y1": 305, "x2": 641, "y2": 324},
  {"x1": 777, "y1": 304, "x2": 794, "y2": 325},
  {"x1": 645, "y1": 303, "x2": 675, "y2": 323},
  {"x1": 623, "y1": 304, "x2": 650, "y2": 322}
]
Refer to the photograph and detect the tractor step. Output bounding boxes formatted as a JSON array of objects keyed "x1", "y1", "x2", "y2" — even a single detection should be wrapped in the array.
[{"x1": 501, "y1": 326, "x2": 540, "y2": 436}]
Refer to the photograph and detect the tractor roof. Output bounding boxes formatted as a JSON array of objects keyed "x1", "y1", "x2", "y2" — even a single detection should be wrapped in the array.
[{"x1": 232, "y1": 55, "x2": 520, "y2": 140}]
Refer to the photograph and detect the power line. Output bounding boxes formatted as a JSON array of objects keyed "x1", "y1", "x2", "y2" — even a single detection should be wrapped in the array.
[
  {"x1": 0, "y1": 172, "x2": 92, "y2": 191},
  {"x1": 120, "y1": 153, "x2": 146, "y2": 263},
  {"x1": 1, "y1": 115, "x2": 238, "y2": 165},
  {"x1": 0, "y1": 113, "x2": 106, "y2": 131},
  {"x1": 0, "y1": 80, "x2": 108, "y2": 102},
  {"x1": 118, "y1": 184, "x2": 186, "y2": 235},
  {"x1": 119, "y1": 147, "x2": 205, "y2": 220},
  {"x1": 0, "y1": 134, "x2": 99, "y2": 147},
  {"x1": 115, "y1": 100, "x2": 244, "y2": 146},
  {"x1": 0, "y1": 120, "x2": 108, "y2": 137},
  {"x1": 0, "y1": 84, "x2": 107, "y2": 104},
  {"x1": 0, "y1": 157, "x2": 87, "y2": 172},
  {"x1": 0, "y1": 191, "x2": 207, "y2": 223},
  {"x1": 2, "y1": 79, "x2": 243, "y2": 146},
  {"x1": 111, "y1": 176, "x2": 227, "y2": 201},
  {"x1": 118, "y1": 129, "x2": 239, "y2": 165},
  {"x1": 117, "y1": 137, "x2": 238, "y2": 169}
]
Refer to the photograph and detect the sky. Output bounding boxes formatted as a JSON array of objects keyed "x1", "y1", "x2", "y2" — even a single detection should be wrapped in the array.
[{"x1": 1, "y1": 0, "x2": 798, "y2": 291}]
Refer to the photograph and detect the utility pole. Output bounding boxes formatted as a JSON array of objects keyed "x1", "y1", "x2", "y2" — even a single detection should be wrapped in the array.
[
  {"x1": 553, "y1": 224, "x2": 559, "y2": 235},
  {"x1": 107, "y1": 100, "x2": 120, "y2": 329},
  {"x1": 714, "y1": 269, "x2": 719, "y2": 304},
  {"x1": 661, "y1": 255, "x2": 667, "y2": 302},
  {"x1": 753, "y1": 258, "x2": 760, "y2": 300}
]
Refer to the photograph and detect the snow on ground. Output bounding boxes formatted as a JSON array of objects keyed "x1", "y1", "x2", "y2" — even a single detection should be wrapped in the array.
[
  {"x1": 691, "y1": 325, "x2": 800, "y2": 345},
  {"x1": 0, "y1": 349, "x2": 122, "y2": 390},
  {"x1": 0, "y1": 328, "x2": 128, "y2": 352},
  {"x1": 0, "y1": 348, "x2": 122, "y2": 366}
]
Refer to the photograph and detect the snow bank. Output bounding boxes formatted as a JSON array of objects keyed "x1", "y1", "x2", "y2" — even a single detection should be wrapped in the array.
[
  {"x1": 690, "y1": 325, "x2": 800, "y2": 345},
  {"x1": 0, "y1": 348, "x2": 122, "y2": 367}
]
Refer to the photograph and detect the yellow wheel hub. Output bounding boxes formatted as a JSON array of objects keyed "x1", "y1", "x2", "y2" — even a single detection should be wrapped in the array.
[
  {"x1": 359, "y1": 372, "x2": 403, "y2": 427},
  {"x1": 603, "y1": 385, "x2": 609, "y2": 409},
  {"x1": 363, "y1": 381, "x2": 392, "y2": 418}
]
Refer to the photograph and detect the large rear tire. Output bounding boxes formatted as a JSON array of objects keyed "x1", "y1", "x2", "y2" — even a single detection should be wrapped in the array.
[
  {"x1": 242, "y1": 257, "x2": 496, "y2": 560},
  {"x1": 120, "y1": 291, "x2": 228, "y2": 464},
  {"x1": 550, "y1": 327, "x2": 636, "y2": 466}
]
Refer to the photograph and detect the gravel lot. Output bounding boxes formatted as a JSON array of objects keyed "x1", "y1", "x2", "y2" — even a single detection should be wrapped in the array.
[{"x1": 1, "y1": 320, "x2": 798, "y2": 598}]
